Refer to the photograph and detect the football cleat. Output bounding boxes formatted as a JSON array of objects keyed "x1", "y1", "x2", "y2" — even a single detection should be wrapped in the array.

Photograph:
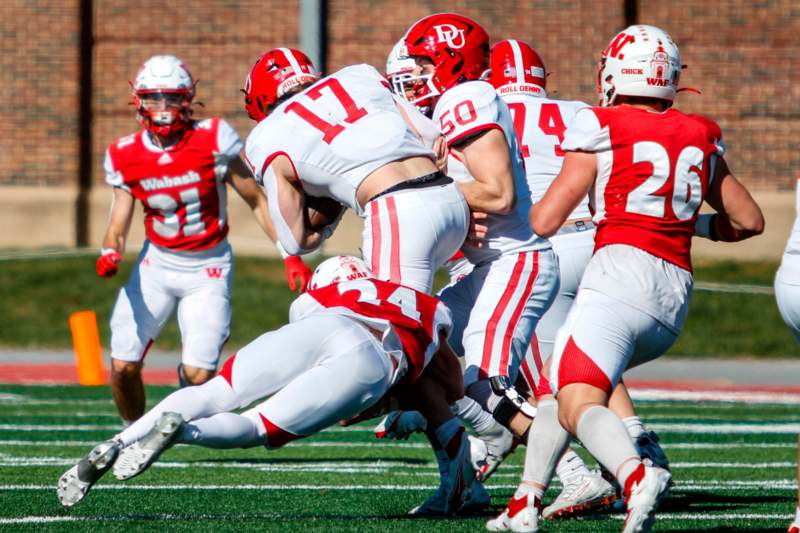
[
  {"x1": 409, "y1": 430, "x2": 480, "y2": 516},
  {"x1": 622, "y1": 465, "x2": 672, "y2": 533},
  {"x1": 409, "y1": 480, "x2": 490, "y2": 517},
  {"x1": 374, "y1": 410, "x2": 426, "y2": 440},
  {"x1": 113, "y1": 412, "x2": 184, "y2": 480},
  {"x1": 57, "y1": 440, "x2": 120, "y2": 507},
  {"x1": 635, "y1": 430, "x2": 670, "y2": 470},
  {"x1": 486, "y1": 491, "x2": 541, "y2": 532},
  {"x1": 542, "y1": 471, "x2": 617, "y2": 519}
]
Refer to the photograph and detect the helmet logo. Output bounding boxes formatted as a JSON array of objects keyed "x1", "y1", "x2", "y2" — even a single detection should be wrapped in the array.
[
  {"x1": 434, "y1": 24, "x2": 466, "y2": 49},
  {"x1": 604, "y1": 32, "x2": 635, "y2": 59},
  {"x1": 647, "y1": 47, "x2": 671, "y2": 87}
]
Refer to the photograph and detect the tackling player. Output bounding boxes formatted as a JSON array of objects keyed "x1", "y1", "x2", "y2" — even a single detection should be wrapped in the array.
[
  {"x1": 241, "y1": 48, "x2": 469, "y2": 294},
  {"x1": 98, "y1": 55, "x2": 312, "y2": 425},
  {"x1": 58, "y1": 256, "x2": 478, "y2": 514},
  {"x1": 488, "y1": 25, "x2": 763, "y2": 533}
]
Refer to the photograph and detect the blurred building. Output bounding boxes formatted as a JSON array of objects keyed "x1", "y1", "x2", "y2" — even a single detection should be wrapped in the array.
[{"x1": 0, "y1": 0, "x2": 797, "y2": 259}]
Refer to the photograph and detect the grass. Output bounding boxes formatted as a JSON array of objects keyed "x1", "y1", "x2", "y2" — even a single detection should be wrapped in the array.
[
  {"x1": 0, "y1": 253, "x2": 796, "y2": 356},
  {"x1": 0, "y1": 384, "x2": 795, "y2": 531}
]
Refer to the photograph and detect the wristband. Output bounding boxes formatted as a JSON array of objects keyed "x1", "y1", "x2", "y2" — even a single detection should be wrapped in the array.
[{"x1": 694, "y1": 214, "x2": 719, "y2": 241}]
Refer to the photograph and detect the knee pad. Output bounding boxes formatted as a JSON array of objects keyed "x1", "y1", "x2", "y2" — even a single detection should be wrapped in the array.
[{"x1": 466, "y1": 377, "x2": 537, "y2": 429}]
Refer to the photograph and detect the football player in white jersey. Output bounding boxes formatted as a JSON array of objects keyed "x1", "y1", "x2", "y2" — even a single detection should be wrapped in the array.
[
  {"x1": 99, "y1": 55, "x2": 312, "y2": 425},
  {"x1": 58, "y1": 256, "x2": 479, "y2": 514},
  {"x1": 776, "y1": 179, "x2": 800, "y2": 533},
  {"x1": 241, "y1": 48, "x2": 469, "y2": 295},
  {"x1": 402, "y1": 11, "x2": 558, "y2": 441}
]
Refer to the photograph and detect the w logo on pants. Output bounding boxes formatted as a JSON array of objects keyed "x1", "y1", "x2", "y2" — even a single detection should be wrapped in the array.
[{"x1": 205, "y1": 267, "x2": 224, "y2": 279}]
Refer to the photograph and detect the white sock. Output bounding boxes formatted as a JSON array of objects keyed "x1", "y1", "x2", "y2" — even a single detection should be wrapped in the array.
[
  {"x1": 576, "y1": 405, "x2": 641, "y2": 488},
  {"x1": 623, "y1": 416, "x2": 645, "y2": 440},
  {"x1": 115, "y1": 377, "x2": 238, "y2": 447},
  {"x1": 521, "y1": 399, "x2": 570, "y2": 488},
  {"x1": 556, "y1": 448, "x2": 591, "y2": 486},
  {"x1": 515, "y1": 481, "x2": 543, "y2": 501},
  {"x1": 179, "y1": 412, "x2": 262, "y2": 449},
  {"x1": 794, "y1": 505, "x2": 800, "y2": 524}
]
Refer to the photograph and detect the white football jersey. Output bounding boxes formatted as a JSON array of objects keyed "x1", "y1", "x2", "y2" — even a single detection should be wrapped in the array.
[
  {"x1": 500, "y1": 93, "x2": 591, "y2": 220},
  {"x1": 785, "y1": 179, "x2": 800, "y2": 256},
  {"x1": 244, "y1": 64, "x2": 435, "y2": 215},
  {"x1": 433, "y1": 81, "x2": 547, "y2": 265}
]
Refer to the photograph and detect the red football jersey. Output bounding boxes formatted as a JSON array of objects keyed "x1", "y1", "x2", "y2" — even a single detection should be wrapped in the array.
[
  {"x1": 294, "y1": 278, "x2": 452, "y2": 382},
  {"x1": 104, "y1": 118, "x2": 242, "y2": 251},
  {"x1": 562, "y1": 106, "x2": 724, "y2": 271}
]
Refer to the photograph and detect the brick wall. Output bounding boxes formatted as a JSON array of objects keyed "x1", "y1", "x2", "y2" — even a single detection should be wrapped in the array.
[{"x1": 1, "y1": 0, "x2": 797, "y2": 189}]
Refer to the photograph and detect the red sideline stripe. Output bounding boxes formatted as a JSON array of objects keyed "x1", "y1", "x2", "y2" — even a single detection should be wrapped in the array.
[
  {"x1": 624, "y1": 379, "x2": 800, "y2": 395},
  {"x1": 0, "y1": 364, "x2": 177, "y2": 385}
]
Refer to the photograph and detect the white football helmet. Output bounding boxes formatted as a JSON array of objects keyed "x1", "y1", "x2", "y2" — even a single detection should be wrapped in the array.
[
  {"x1": 132, "y1": 55, "x2": 195, "y2": 136},
  {"x1": 597, "y1": 25, "x2": 681, "y2": 107},
  {"x1": 308, "y1": 255, "x2": 371, "y2": 290},
  {"x1": 386, "y1": 39, "x2": 431, "y2": 114}
]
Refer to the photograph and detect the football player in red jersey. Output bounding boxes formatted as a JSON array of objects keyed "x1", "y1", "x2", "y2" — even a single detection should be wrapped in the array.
[
  {"x1": 58, "y1": 256, "x2": 477, "y2": 514},
  {"x1": 488, "y1": 25, "x2": 763, "y2": 533},
  {"x1": 98, "y1": 55, "x2": 312, "y2": 425}
]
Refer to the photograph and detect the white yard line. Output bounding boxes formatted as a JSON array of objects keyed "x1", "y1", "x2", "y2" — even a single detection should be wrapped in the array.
[
  {"x1": 0, "y1": 481, "x2": 796, "y2": 491},
  {"x1": 0, "y1": 455, "x2": 794, "y2": 472},
  {"x1": 0, "y1": 439, "x2": 795, "y2": 450},
  {"x1": 3, "y1": 421, "x2": 799, "y2": 434},
  {"x1": 0, "y1": 512, "x2": 792, "y2": 525}
]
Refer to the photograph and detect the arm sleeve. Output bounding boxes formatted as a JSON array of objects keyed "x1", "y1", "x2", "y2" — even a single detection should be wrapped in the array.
[
  {"x1": 103, "y1": 149, "x2": 129, "y2": 191},
  {"x1": 393, "y1": 94, "x2": 441, "y2": 149},
  {"x1": 262, "y1": 165, "x2": 321, "y2": 256},
  {"x1": 434, "y1": 82, "x2": 503, "y2": 147},
  {"x1": 561, "y1": 108, "x2": 609, "y2": 153},
  {"x1": 216, "y1": 119, "x2": 243, "y2": 160}
]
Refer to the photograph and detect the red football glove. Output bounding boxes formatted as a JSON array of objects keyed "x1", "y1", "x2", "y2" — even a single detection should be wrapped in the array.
[
  {"x1": 283, "y1": 255, "x2": 312, "y2": 293},
  {"x1": 96, "y1": 250, "x2": 122, "y2": 278}
]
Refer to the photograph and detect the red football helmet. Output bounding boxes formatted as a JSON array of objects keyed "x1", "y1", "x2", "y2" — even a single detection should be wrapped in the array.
[
  {"x1": 488, "y1": 39, "x2": 547, "y2": 97},
  {"x1": 242, "y1": 48, "x2": 320, "y2": 122},
  {"x1": 403, "y1": 13, "x2": 490, "y2": 105}
]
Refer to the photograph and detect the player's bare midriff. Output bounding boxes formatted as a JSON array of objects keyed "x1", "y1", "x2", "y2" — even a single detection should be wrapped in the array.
[{"x1": 355, "y1": 155, "x2": 439, "y2": 209}]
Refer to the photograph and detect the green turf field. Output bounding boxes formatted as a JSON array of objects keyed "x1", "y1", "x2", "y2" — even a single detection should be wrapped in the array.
[
  {"x1": 0, "y1": 384, "x2": 795, "y2": 531},
  {"x1": 0, "y1": 254, "x2": 797, "y2": 356}
]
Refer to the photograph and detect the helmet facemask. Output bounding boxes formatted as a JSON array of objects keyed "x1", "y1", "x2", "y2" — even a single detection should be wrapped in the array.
[{"x1": 135, "y1": 90, "x2": 193, "y2": 137}]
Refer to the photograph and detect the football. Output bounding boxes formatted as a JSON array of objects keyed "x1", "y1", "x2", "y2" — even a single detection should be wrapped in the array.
[{"x1": 304, "y1": 194, "x2": 345, "y2": 230}]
